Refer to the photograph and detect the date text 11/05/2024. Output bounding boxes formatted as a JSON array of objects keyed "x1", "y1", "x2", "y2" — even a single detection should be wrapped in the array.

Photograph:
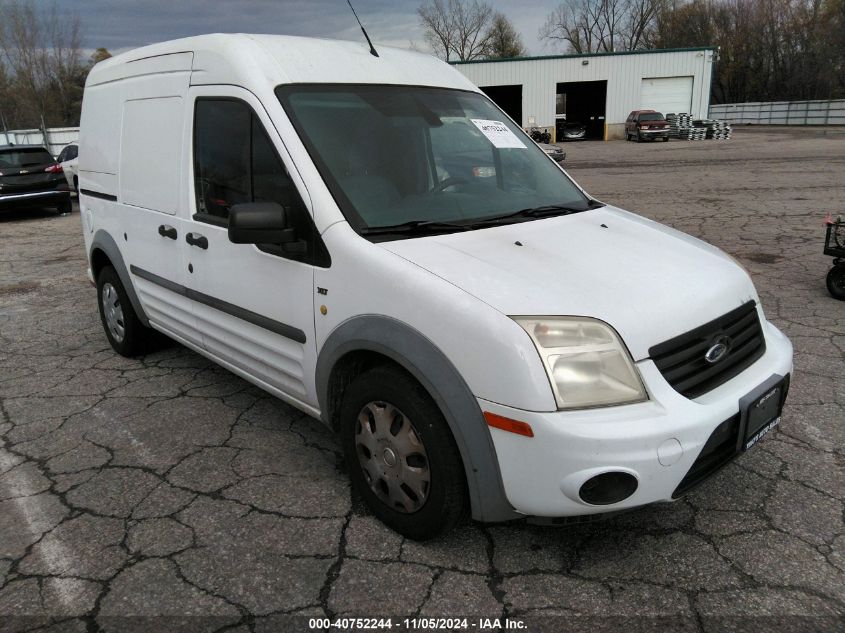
[{"x1": 308, "y1": 618, "x2": 527, "y2": 630}]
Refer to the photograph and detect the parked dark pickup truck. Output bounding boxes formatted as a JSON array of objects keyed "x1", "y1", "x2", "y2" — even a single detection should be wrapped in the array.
[
  {"x1": 625, "y1": 110, "x2": 670, "y2": 143},
  {"x1": 0, "y1": 145, "x2": 72, "y2": 214}
]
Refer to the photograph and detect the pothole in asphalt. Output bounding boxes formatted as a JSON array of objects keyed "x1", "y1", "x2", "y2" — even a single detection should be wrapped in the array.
[
  {"x1": 0, "y1": 281, "x2": 41, "y2": 296},
  {"x1": 745, "y1": 253, "x2": 783, "y2": 264}
]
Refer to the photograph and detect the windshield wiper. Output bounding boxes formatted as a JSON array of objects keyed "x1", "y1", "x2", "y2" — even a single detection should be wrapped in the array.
[
  {"x1": 359, "y1": 219, "x2": 471, "y2": 236},
  {"x1": 359, "y1": 200, "x2": 605, "y2": 236},
  {"x1": 467, "y1": 199, "x2": 605, "y2": 227}
]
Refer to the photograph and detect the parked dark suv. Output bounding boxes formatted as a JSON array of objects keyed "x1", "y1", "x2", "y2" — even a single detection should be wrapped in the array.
[
  {"x1": 0, "y1": 145, "x2": 72, "y2": 214},
  {"x1": 625, "y1": 110, "x2": 670, "y2": 142}
]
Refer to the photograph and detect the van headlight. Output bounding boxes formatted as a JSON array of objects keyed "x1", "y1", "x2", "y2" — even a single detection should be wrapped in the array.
[{"x1": 513, "y1": 317, "x2": 648, "y2": 409}]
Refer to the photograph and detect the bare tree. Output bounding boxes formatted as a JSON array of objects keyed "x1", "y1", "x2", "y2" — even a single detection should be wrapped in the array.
[
  {"x1": 486, "y1": 12, "x2": 526, "y2": 58},
  {"x1": 540, "y1": 0, "x2": 606, "y2": 52},
  {"x1": 540, "y1": 0, "x2": 664, "y2": 53},
  {"x1": 622, "y1": 0, "x2": 665, "y2": 49},
  {"x1": 654, "y1": 0, "x2": 844, "y2": 103},
  {"x1": 419, "y1": 0, "x2": 455, "y2": 60},
  {"x1": 0, "y1": 0, "x2": 84, "y2": 128},
  {"x1": 418, "y1": 0, "x2": 494, "y2": 61},
  {"x1": 45, "y1": 4, "x2": 83, "y2": 127}
]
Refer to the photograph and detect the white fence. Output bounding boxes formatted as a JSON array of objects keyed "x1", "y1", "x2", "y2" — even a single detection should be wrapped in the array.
[
  {"x1": 1, "y1": 127, "x2": 79, "y2": 157},
  {"x1": 709, "y1": 99, "x2": 845, "y2": 125}
]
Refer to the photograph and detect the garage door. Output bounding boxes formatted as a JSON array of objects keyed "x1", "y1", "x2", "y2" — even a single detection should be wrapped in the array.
[{"x1": 640, "y1": 76, "x2": 693, "y2": 115}]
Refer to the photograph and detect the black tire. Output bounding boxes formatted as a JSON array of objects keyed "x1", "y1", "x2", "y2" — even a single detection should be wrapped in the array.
[
  {"x1": 73, "y1": 176, "x2": 79, "y2": 193},
  {"x1": 827, "y1": 264, "x2": 845, "y2": 301},
  {"x1": 57, "y1": 198, "x2": 72, "y2": 214},
  {"x1": 339, "y1": 365, "x2": 467, "y2": 540},
  {"x1": 96, "y1": 266, "x2": 151, "y2": 356},
  {"x1": 663, "y1": 136, "x2": 669, "y2": 142},
  {"x1": 636, "y1": 132, "x2": 642, "y2": 143}
]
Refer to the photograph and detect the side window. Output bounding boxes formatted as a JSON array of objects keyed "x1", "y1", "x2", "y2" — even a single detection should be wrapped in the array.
[
  {"x1": 194, "y1": 100, "x2": 251, "y2": 222},
  {"x1": 193, "y1": 98, "x2": 329, "y2": 266}
]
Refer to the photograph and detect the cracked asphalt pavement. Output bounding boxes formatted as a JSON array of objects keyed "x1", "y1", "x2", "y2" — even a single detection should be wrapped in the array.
[{"x1": 0, "y1": 126, "x2": 843, "y2": 632}]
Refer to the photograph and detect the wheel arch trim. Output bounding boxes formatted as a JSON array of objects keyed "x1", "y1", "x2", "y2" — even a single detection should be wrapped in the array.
[
  {"x1": 316, "y1": 314, "x2": 519, "y2": 522},
  {"x1": 90, "y1": 229, "x2": 150, "y2": 327}
]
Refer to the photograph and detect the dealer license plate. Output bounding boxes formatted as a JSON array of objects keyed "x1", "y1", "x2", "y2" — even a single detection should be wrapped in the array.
[{"x1": 742, "y1": 382, "x2": 784, "y2": 451}]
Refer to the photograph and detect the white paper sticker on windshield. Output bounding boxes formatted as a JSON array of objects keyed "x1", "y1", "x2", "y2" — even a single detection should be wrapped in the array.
[{"x1": 470, "y1": 119, "x2": 527, "y2": 149}]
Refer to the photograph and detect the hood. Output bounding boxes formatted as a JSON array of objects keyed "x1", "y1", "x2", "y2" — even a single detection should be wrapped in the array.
[{"x1": 380, "y1": 206, "x2": 758, "y2": 360}]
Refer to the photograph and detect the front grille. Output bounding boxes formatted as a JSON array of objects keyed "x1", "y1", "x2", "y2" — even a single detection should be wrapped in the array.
[
  {"x1": 649, "y1": 301, "x2": 766, "y2": 398},
  {"x1": 672, "y1": 413, "x2": 740, "y2": 498}
]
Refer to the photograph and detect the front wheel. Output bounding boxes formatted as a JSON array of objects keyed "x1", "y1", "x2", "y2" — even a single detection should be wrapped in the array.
[
  {"x1": 827, "y1": 264, "x2": 845, "y2": 300},
  {"x1": 340, "y1": 366, "x2": 467, "y2": 540}
]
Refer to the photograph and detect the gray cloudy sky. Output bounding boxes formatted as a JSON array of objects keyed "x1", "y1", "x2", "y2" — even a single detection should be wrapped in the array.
[{"x1": 53, "y1": 0, "x2": 562, "y2": 57}]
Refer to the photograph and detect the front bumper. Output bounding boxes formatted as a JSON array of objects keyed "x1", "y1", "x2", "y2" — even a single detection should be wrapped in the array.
[
  {"x1": 0, "y1": 189, "x2": 71, "y2": 210},
  {"x1": 638, "y1": 129, "x2": 669, "y2": 137},
  {"x1": 481, "y1": 318, "x2": 793, "y2": 518}
]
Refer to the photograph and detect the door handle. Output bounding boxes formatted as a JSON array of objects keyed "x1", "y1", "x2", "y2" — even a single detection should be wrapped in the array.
[
  {"x1": 186, "y1": 232, "x2": 208, "y2": 250},
  {"x1": 158, "y1": 224, "x2": 177, "y2": 240}
]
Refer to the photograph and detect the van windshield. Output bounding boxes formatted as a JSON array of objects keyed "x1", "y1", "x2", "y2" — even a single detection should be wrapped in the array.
[{"x1": 276, "y1": 85, "x2": 593, "y2": 238}]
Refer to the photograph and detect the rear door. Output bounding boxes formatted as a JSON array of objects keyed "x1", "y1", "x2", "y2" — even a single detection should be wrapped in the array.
[{"x1": 181, "y1": 85, "x2": 325, "y2": 409}]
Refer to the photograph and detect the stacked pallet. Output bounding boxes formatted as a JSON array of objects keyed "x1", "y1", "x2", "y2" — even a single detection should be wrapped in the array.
[
  {"x1": 678, "y1": 124, "x2": 707, "y2": 141},
  {"x1": 695, "y1": 118, "x2": 733, "y2": 140},
  {"x1": 666, "y1": 113, "x2": 692, "y2": 138}
]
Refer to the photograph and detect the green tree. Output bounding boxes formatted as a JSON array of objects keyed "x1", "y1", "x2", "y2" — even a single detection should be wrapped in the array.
[
  {"x1": 485, "y1": 12, "x2": 526, "y2": 58},
  {"x1": 90, "y1": 47, "x2": 112, "y2": 65}
]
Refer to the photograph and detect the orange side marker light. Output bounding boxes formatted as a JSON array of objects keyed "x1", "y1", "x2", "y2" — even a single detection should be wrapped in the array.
[{"x1": 483, "y1": 411, "x2": 534, "y2": 438}]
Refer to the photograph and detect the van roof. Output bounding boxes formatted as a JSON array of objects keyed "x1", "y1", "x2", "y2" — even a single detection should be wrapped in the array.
[{"x1": 87, "y1": 33, "x2": 478, "y2": 92}]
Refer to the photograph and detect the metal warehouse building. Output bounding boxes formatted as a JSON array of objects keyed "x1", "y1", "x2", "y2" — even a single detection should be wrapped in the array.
[{"x1": 452, "y1": 47, "x2": 716, "y2": 141}]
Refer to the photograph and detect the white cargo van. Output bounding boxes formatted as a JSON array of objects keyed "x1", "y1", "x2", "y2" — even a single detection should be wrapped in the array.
[{"x1": 79, "y1": 34, "x2": 793, "y2": 539}]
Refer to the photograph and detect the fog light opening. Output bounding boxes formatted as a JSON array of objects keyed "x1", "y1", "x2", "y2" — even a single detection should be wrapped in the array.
[{"x1": 578, "y1": 471, "x2": 638, "y2": 505}]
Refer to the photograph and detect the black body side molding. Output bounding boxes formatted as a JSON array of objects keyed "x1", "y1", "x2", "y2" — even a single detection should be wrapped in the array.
[
  {"x1": 129, "y1": 265, "x2": 307, "y2": 344},
  {"x1": 80, "y1": 189, "x2": 118, "y2": 202}
]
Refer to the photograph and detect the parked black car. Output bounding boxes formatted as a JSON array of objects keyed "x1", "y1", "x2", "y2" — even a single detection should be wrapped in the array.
[{"x1": 0, "y1": 145, "x2": 72, "y2": 214}]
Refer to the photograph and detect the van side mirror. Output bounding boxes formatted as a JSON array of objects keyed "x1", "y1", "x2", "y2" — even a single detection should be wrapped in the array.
[{"x1": 228, "y1": 202, "x2": 296, "y2": 245}]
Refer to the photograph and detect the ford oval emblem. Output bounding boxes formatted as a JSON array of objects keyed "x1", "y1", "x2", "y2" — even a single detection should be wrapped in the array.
[{"x1": 705, "y1": 336, "x2": 731, "y2": 364}]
